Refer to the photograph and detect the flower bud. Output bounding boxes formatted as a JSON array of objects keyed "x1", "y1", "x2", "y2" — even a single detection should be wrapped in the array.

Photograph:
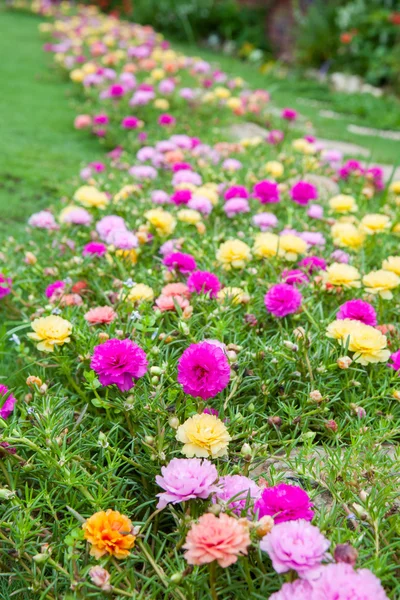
[
  {"x1": 255, "y1": 515, "x2": 274, "y2": 538},
  {"x1": 144, "y1": 435, "x2": 155, "y2": 446},
  {"x1": 89, "y1": 566, "x2": 112, "y2": 591},
  {"x1": 283, "y1": 340, "x2": 298, "y2": 351},
  {"x1": 334, "y1": 543, "x2": 358, "y2": 566},
  {"x1": 325, "y1": 419, "x2": 338, "y2": 432},
  {"x1": 392, "y1": 390, "x2": 400, "y2": 400},
  {"x1": 170, "y1": 572, "x2": 183, "y2": 584},
  {"x1": 0, "y1": 488, "x2": 15, "y2": 500},
  {"x1": 337, "y1": 356, "x2": 352, "y2": 369},
  {"x1": 33, "y1": 553, "x2": 49, "y2": 563},
  {"x1": 98, "y1": 432, "x2": 109, "y2": 448},
  {"x1": 207, "y1": 503, "x2": 222, "y2": 516},
  {"x1": 268, "y1": 416, "x2": 282, "y2": 427},
  {"x1": 240, "y1": 443, "x2": 252, "y2": 457},
  {"x1": 150, "y1": 366, "x2": 162, "y2": 375},
  {"x1": 98, "y1": 332, "x2": 109, "y2": 342},
  {"x1": 39, "y1": 383, "x2": 48, "y2": 395},
  {"x1": 309, "y1": 390, "x2": 323, "y2": 403},
  {"x1": 168, "y1": 416, "x2": 180, "y2": 430},
  {"x1": 26, "y1": 376, "x2": 42, "y2": 387}
]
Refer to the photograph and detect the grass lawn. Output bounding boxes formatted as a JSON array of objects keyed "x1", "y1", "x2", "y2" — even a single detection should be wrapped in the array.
[{"x1": 0, "y1": 9, "x2": 103, "y2": 238}]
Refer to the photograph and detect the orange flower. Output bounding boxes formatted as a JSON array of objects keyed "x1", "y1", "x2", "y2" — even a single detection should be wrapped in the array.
[{"x1": 82, "y1": 510, "x2": 136, "y2": 559}]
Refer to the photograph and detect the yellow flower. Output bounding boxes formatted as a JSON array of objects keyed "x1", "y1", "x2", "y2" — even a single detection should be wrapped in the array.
[
  {"x1": 253, "y1": 232, "x2": 281, "y2": 259},
  {"x1": 144, "y1": 208, "x2": 176, "y2": 236},
  {"x1": 202, "y1": 92, "x2": 216, "y2": 104},
  {"x1": 331, "y1": 222, "x2": 365, "y2": 249},
  {"x1": 114, "y1": 185, "x2": 139, "y2": 204},
  {"x1": 217, "y1": 287, "x2": 248, "y2": 305},
  {"x1": 128, "y1": 284, "x2": 154, "y2": 303},
  {"x1": 115, "y1": 249, "x2": 138, "y2": 264},
  {"x1": 389, "y1": 180, "x2": 400, "y2": 194},
  {"x1": 70, "y1": 68, "x2": 84, "y2": 82},
  {"x1": 177, "y1": 209, "x2": 202, "y2": 224},
  {"x1": 28, "y1": 315, "x2": 72, "y2": 352},
  {"x1": 240, "y1": 136, "x2": 262, "y2": 147},
  {"x1": 327, "y1": 320, "x2": 390, "y2": 365},
  {"x1": 279, "y1": 234, "x2": 307, "y2": 261},
  {"x1": 265, "y1": 161, "x2": 284, "y2": 178},
  {"x1": 329, "y1": 194, "x2": 358, "y2": 213},
  {"x1": 360, "y1": 214, "x2": 391, "y2": 235},
  {"x1": 362, "y1": 269, "x2": 400, "y2": 299},
  {"x1": 74, "y1": 185, "x2": 109, "y2": 209},
  {"x1": 322, "y1": 263, "x2": 361, "y2": 289},
  {"x1": 382, "y1": 256, "x2": 400, "y2": 275},
  {"x1": 226, "y1": 97, "x2": 242, "y2": 111},
  {"x1": 214, "y1": 86, "x2": 231, "y2": 100},
  {"x1": 195, "y1": 185, "x2": 218, "y2": 205},
  {"x1": 216, "y1": 240, "x2": 251, "y2": 270},
  {"x1": 154, "y1": 98, "x2": 169, "y2": 110},
  {"x1": 176, "y1": 413, "x2": 231, "y2": 458},
  {"x1": 150, "y1": 68, "x2": 165, "y2": 80},
  {"x1": 292, "y1": 138, "x2": 316, "y2": 154}
]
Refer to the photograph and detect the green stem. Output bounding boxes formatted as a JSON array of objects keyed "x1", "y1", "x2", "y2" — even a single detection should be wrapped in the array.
[{"x1": 209, "y1": 561, "x2": 218, "y2": 600}]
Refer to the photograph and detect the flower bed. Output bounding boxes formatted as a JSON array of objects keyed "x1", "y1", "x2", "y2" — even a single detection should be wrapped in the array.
[{"x1": 1, "y1": 3, "x2": 400, "y2": 599}]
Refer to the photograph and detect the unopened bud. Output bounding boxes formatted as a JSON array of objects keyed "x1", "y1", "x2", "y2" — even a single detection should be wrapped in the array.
[
  {"x1": 150, "y1": 366, "x2": 162, "y2": 375},
  {"x1": 337, "y1": 356, "x2": 352, "y2": 369},
  {"x1": 325, "y1": 419, "x2": 338, "y2": 432},
  {"x1": 151, "y1": 376, "x2": 159, "y2": 385},
  {"x1": 255, "y1": 515, "x2": 274, "y2": 538},
  {"x1": 39, "y1": 383, "x2": 48, "y2": 395},
  {"x1": 170, "y1": 572, "x2": 183, "y2": 584},
  {"x1": 168, "y1": 417, "x2": 180, "y2": 430},
  {"x1": 89, "y1": 566, "x2": 112, "y2": 591},
  {"x1": 98, "y1": 332, "x2": 109, "y2": 342},
  {"x1": 0, "y1": 488, "x2": 15, "y2": 500},
  {"x1": 309, "y1": 390, "x2": 323, "y2": 403},
  {"x1": 207, "y1": 503, "x2": 222, "y2": 516},
  {"x1": 33, "y1": 553, "x2": 49, "y2": 563},
  {"x1": 334, "y1": 543, "x2": 358, "y2": 566},
  {"x1": 240, "y1": 443, "x2": 252, "y2": 457},
  {"x1": 98, "y1": 432, "x2": 109, "y2": 448},
  {"x1": 392, "y1": 390, "x2": 400, "y2": 400},
  {"x1": 144, "y1": 436, "x2": 155, "y2": 446},
  {"x1": 283, "y1": 340, "x2": 298, "y2": 351}
]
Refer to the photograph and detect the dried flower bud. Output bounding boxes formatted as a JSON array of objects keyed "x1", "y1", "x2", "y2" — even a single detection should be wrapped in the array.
[
  {"x1": 334, "y1": 543, "x2": 358, "y2": 566},
  {"x1": 244, "y1": 313, "x2": 257, "y2": 326},
  {"x1": 309, "y1": 390, "x2": 323, "y2": 402},
  {"x1": 325, "y1": 419, "x2": 338, "y2": 432},
  {"x1": 207, "y1": 503, "x2": 222, "y2": 516},
  {"x1": 26, "y1": 376, "x2": 42, "y2": 387},
  {"x1": 337, "y1": 356, "x2": 352, "y2": 369},
  {"x1": 98, "y1": 332, "x2": 109, "y2": 342},
  {"x1": 255, "y1": 515, "x2": 274, "y2": 538},
  {"x1": 89, "y1": 566, "x2": 112, "y2": 591},
  {"x1": 24, "y1": 252, "x2": 37, "y2": 265},
  {"x1": 268, "y1": 416, "x2": 282, "y2": 427}
]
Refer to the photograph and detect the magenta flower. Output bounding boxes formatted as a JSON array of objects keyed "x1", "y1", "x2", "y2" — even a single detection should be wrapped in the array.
[
  {"x1": 0, "y1": 274, "x2": 12, "y2": 299},
  {"x1": 109, "y1": 84, "x2": 124, "y2": 97},
  {"x1": 260, "y1": 520, "x2": 330, "y2": 579},
  {"x1": 270, "y1": 579, "x2": 313, "y2": 600},
  {"x1": 281, "y1": 108, "x2": 298, "y2": 121},
  {"x1": 93, "y1": 114, "x2": 109, "y2": 125},
  {"x1": 224, "y1": 198, "x2": 250, "y2": 217},
  {"x1": 83, "y1": 242, "x2": 107, "y2": 257},
  {"x1": 0, "y1": 385, "x2": 17, "y2": 420},
  {"x1": 45, "y1": 280, "x2": 65, "y2": 299},
  {"x1": 171, "y1": 189, "x2": 192, "y2": 205},
  {"x1": 158, "y1": 113, "x2": 176, "y2": 126},
  {"x1": 163, "y1": 252, "x2": 197, "y2": 274},
  {"x1": 255, "y1": 483, "x2": 314, "y2": 523},
  {"x1": 290, "y1": 182, "x2": 318, "y2": 206},
  {"x1": 213, "y1": 475, "x2": 261, "y2": 515},
  {"x1": 177, "y1": 341, "x2": 231, "y2": 400},
  {"x1": 298, "y1": 256, "x2": 326, "y2": 273},
  {"x1": 122, "y1": 116, "x2": 139, "y2": 129},
  {"x1": 388, "y1": 349, "x2": 400, "y2": 371},
  {"x1": 156, "y1": 458, "x2": 218, "y2": 509},
  {"x1": 187, "y1": 271, "x2": 221, "y2": 298},
  {"x1": 338, "y1": 159, "x2": 364, "y2": 180},
  {"x1": 267, "y1": 129, "x2": 284, "y2": 145},
  {"x1": 90, "y1": 338, "x2": 148, "y2": 392},
  {"x1": 337, "y1": 299, "x2": 377, "y2": 326},
  {"x1": 224, "y1": 185, "x2": 248, "y2": 201},
  {"x1": 253, "y1": 180, "x2": 280, "y2": 204},
  {"x1": 281, "y1": 269, "x2": 309, "y2": 286},
  {"x1": 264, "y1": 284, "x2": 302, "y2": 318},
  {"x1": 312, "y1": 563, "x2": 389, "y2": 600}
]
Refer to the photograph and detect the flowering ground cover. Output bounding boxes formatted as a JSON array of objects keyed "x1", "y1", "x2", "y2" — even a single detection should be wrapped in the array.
[{"x1": 1, "y1": 3, "x2": 400, "y2": 600}]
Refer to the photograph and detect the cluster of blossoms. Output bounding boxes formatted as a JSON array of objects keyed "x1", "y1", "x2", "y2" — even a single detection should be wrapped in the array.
[{"x1": 3, "y1": 2, "x2": 400, "y2": 598}]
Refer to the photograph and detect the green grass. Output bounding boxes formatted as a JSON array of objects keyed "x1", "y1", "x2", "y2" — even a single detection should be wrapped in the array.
[{"x1": 0, "y1": 9, "x2": 103, "y2": 238}]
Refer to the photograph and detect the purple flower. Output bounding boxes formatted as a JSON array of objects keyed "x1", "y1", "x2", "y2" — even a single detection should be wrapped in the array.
[
  {"x1": 290, "y1": 182, "x2": 318, "y2": 206},
  {"x1": 0, "y1": 274, "x2": 12, "y2": 299},
  {"x1": 388, "y1": 349, "x2": 400, "y2": 371},
  {"x1": 156, "y1": 458, "x2": 218, "y2": 509},
  {"x1": 338, "y1": 159, "x2": 364, "y2": 180},
  {"x1": 96, "y1": 215, "x2": 127, "y2": 241},
  {"x1": 224, "y1": 185, "x2": 248, "y2": 201},
  {"x1": 90, "y1": 338, "x2": 148, "y2": 392},
  {"x1": 252, "y1": 212, "x2": 278, "y2": 231},
  {"x1": 45, "y1": 280, "x2": 65, "y2": 299},
  {"x1": 107, "y1": 229, "x2": 138, "y2": 250},
  {"x1": 0, "y1": 385, "x2": 17, "y2": 420},
  {"x1": 260, "y1": 520, "x2": 330, "y2": 579},
  {"x1": 172, "y1": 170, "x2": 202, "y2": 187},
  {"x1": 298, "y1": 256, "x2": 326, "y2": 273},
  {"x1": 224, "y1": 198, "x2": 250, "y2": 217},
  {"x1": 330, "y1": 249, "x2": 349, "y2": 264},
  {"x1": 337, "y1": 299, "x2": 377, "y2": 326},
  {"x1": 213, "y1": 475, "x2": 261, "y2": 515},
  {"x1": 188, "y1": 195, "x2": 213, "y2": 215},
  {"x1": 270, "y1": 580, "x2": 313, "y2": 600},
  {"x1": 307, "y1": 204, "x2": 324, "y2": 219},
  {"x1": 255, "y1": 483, "x2": 314, "y2": 523},
  {"x1": 300, "y1": 232, "x2": 325, "y2": 247},
  {"x1": 253, "y1": 180, "x2": 280, "y2": 204},
  {"x1": 177, "y1": 342, "x2": 231, "y2": 400},
  {"x1": 129, "y1": 165, "x2": 157, "y2": 180},
  {"x1": 83, "y1": 242, "x2": 107, "y2": 257},
  {"x1": 187, "y1": 271, "x2": 221, "y2": 298},
  {"x1": 222, "y1": 158, "x2": 242, "y2": 171},
  {"x1": 264, "y1": 284, "x2": 302, "y2": 318},
  {"x1": 62, "y1": 207, "x2": 92, "y2": 226},
  {"x1": 151, "y1": 190, "x2": 170, "y2": 205},
  {"x1": 311, "y1": 563, "x2": 389, "y2": 600},
  {"x1": 163, "y1": 252, "x2": 197, "y2": 274},
  {"x1": 281, "y1": 108, "x2": 298, "y2": 121}
]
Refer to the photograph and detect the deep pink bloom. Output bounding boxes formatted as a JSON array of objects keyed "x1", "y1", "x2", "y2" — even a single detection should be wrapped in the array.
[
  {"x1": 264, "y1": 284, "x2": 302, "y2": 318},
  {"x1": 109, "y1": 84, "x2": 124, "y2": 97},
  {"x1": 158, "y1": 113, "x2": 176, "y2": 126},
  {"x1": 224, "y1": 198, "x2": 250, "y2": 217},
  {"x1": 213, "y1": 475, "x2": 260, "y2": 515},
  {"x1": 255, "y1": 483, "x2": 314, "y2": 523},
  {"x1": 156, "y1": 458, "x2": 218, "y2": 509},
  {"x1": 260, "y1": 520, "x2": 330, "y2": 579},
  {"x1": 267, "y1": 129, "x2": 284, "y2": 144},
  {"x1": 122, "y1": 116, "x2": 139, "y2": 129},
  {"x1": 163, "y1": 252, "x2": 197, "y2": 274},
  {"x1": 298, "y1": 256, "x2": 326, "y2": 273},
  {"x1": 338, "y1": 159, "x2": 364, "y2": 180},
  {"x1": 281, "y1": 269, "x2": 309, "y2": 286},
  {"x1": 90, "y1": 338, "x2": 148, "y2": 392},
  {"x1": 187, "y1": 271, "x2": 221, "y2": 298},
  {"x1": 253, "y1": 180, "x2": 280, "y2": 204},
  {"x1": 270, "y1": 579, "x2": 313, "y2": 600},
  {"x1": 311, "y1": 563, "x2": 389, "y2": 600},
  {"x1": 203, "y1": 407, "x2": 219, "y2": 416},
  {"x1": 172, "y1": 162, "x2": 192, "y2": 172},
  {"x1": 171, "y1": 189, "x2": 192, "y2": 205},
  {"x1": 281, "y1": 108, "x2": 298, "y2": 121},
  {"x1": 337, "y1": 299, "x2": 377, "y2": 326},
  {"x1": 224, "y1": 185, "x2": 248, "y2": 201},
  {"x1": 290, "y1": 182, "x2": 318, "y2": 206},
  {"x1": 0, "y1": 274, "x2": 12, "y2": 299},
  {"x1": 45, "y1": 280, "x2": 65, "y2": 299},
  {"x1": 93, "y1": 114, "x2": 109, "y2": 125},
  {"x1": 388, "y1": 349, "x2": 400, "y2": 371},
  {"x1": 83, "y1": 242, "x2": 107, "y2": 257},
  {"x1": 0, "y1": 385, "x2": 17, "y2": 420},
  {"x1": 177, "y1": 341, "x2": 231, "y2": 400}
]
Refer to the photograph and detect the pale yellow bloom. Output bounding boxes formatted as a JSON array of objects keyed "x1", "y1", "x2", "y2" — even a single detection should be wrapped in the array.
[
  {"x1": 216, "y1": 240, "x2": 251, "y2": 270},
  {"x1": 70, "y1": 68, "x2": 84, "y2": 82},
  {"x1": 74, "y1": 185, "x2": 109, "y2": 209},
  {"x1": 177, "y1": 209, "x2": 202, "y2": 224},
  {"x1": 292, "y1": 138, "x2": 316, "y2": 154},
  {"x1": 360, "y1": 214, "x2": 391, "y2": 235},
  {"x1": 253, "y1": 232, "x2": 281, "y2": 259},
  {"x1": 214, "y1": 86, "x2": 231, "y2": 99},
  {"x1": 329, "y1": 194, "x2": 358, "y2": 213},
  {"x1": 362, "y1": 269, "x2": 400, "y2": 299},
  {"x1": 128, "y1": 284, "x2": 154, "y2": 303},
  {"x1": 265, "y1": 161, "x2": 284, "y2": 178},
  {"x1": 389, "y1": 180, "x2": 400, "y2": 195},
  {"x1": 331, "y1": 222, "x2": 365, "y2": 249},
  {"x1": 28, "y1": 315, "x2": 72, "y2": 352},
  {"x1": 114, "y1": 185, "x2": 139, "y2": 203},
  {"x1": 279, "y1": 234, "x2": 307, "y2": 261},
  {"x1": 322, "y1": 263, "x2": 361, "y2": 289},
  {"x1": 382, "y1": 256, "x2": 400, "y2": 275},
  {"x1": 226, "y1": 97, "x2": 242, "y2": 111},
  {"x1": 176, "y1": 414, "x2": 231, "y2": 458},
  {"x1": 154, "y1": 98, "x2": 169, "y2": 110},
  {"x1": 217, "y1": 287, "x2": 248, "y2": 305},
  {"x1": 150, "y1": 68, "x2": 165, "y2": 80},
  {"x1": 327, "y1": 319, "x2": 390, "y2": 365},
  {"x1": 144, "y1": 208, "x2": 176, "y2": 236}
]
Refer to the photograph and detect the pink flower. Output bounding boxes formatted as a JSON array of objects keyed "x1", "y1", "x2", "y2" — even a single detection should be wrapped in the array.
[
  {"x1": 177, "y1": 341, "x2": 230, "y2": 400},
  {"x1": 224, "y1": 198, "x2": 250, "y2": 217},
  {"x1": 183, "y1": 512, "x2": 251, "y2": 567},
  {"x1": 28, "y1": 211, "x2": 58, "y2": 230},
  {"x1": 187, "y1": 271, "x2": 221, "y2": 298},
  {"x1": 188, "y1": 195, "x2": 213, "y2": 215},
  {"x1": 312, "y1": 563, "x2": 389, "y2": 600},
  {"x1": 93, "y1": 114, "x2": 109, "y2": 125},
  {"x1": 0, "y1": 385, "x2": 17, "y2": 420},
  {"x1": 260, "y1": 520, "x2": 330, "y2": 579},
  {"x1": 213, "y1": 475, "x2": 261, "y2": 515},
  {"x1": 222, "y1": 158, "x2": 242, "y2": 171},
  {"x1": 281, "y1": 269, "x2": 309, "y2": 286},
  {"x1": 96, "y1": 215, "x2": 127, "y2": 241},
  {"x1": 330, "y1": 249, "x2": 349, "y2": 264},
  {"x1": 224, "y1": 185, "x2": 248, "y2": 201},
  {"x1": 155, "y1": 294, "x2": 189, "y2": 312},
  {"x1": 74, "y1": 114, "x2": 92, "y2": 129},
  {"x1": 252, "y1": 212, "x2": 278, "y2": 231},
  {"x1": 109, "y1": 84, "x2": 125, "y2": 97},
  {"x1": 338, "y1": 159, "x2": 364, "y2": 180},
  {"x1": 171, "y1": 189, "x2": 192, "y2": 205},
  {"x1": 337, "y1": 299, "x2": 377, "y2": 326},
  {"x1": 267, "y1": 129, "x2": 284, "y2": 144},
  {"x1": 281, "y1": 108, "x2": 298, "y2": 121},
  {"x1": 122, "y1": 116, "x2": 139, "y2": 129},
  {"x1": 45, "y1": 280, "x2": 65, "y2": 299},
  {"x1": 255, "y1": 483, "x2": 314, "y2": 523},
  {"x1": 90, "y1": 339, "x2": 148, "y2": 392},
  {"x1": 158, "y1": 113, "x2": 176, "y2": 126},
  {"x1": 129, "y1": 165, "x2": 157, "y2": 180},
  {"x1": 83, "y1": 242, "x2": 107, "y2": 257},
  {"x1": 151, "y1": 190, "x2": 170, "y2": 205},
  {"x1": 62, "y1": 207, "x2": 92, "y2": 225},
  {"x1": 162, "y1": 283, "x2": 191, "y2": 298},
  {"x1": 253, "y1": 180, "x2": 280, "y2": 204},
  {"x1": 156, "y1": 458, "x2": 218, "y2": 509},
  {"x1": 307, "y1": 204, "x2": 324, "y2": 219},
  {"x1": 0, "y1": 274, "x2": 12, "y2": 299},
  {"x1": 172, "y1": 170, "x2": 202, "y2": 187},
  {"x1": 290, "y1": 182, "x2": 318, "y2": 206},
  {"x1": 85, "y1": 306, "x2": 117, "y2": 325},
  {"x1": 298, "y1": 256, "x2": 326, "y2": 273},
  {"x1": 107, "y1": 229, "x2": 138, "y2": 250},
  {"x1": 264, "y1": 284, "x2": 302, "y2": 318},
  {"x1": 270, "y1": 580, "x2": 313, "y2": 600},
  {"x1": 163, "y1": 252, "x2": 197, "y2": 274},
  {"x1": 388, "y1": 349, "x2": 400, "y2": 371}
]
